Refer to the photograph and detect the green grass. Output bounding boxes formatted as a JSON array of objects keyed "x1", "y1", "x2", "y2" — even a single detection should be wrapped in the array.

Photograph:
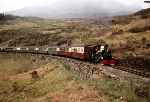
[
  {"x1": 0, "y1": 57, "x2": 80, "y2": 102},
  {"x1": 0, "y1": 53, "x2": 47, "y2": 75}
]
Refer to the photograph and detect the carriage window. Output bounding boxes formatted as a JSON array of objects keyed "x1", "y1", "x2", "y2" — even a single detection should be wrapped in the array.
[
  {"x1": 78, "y1": 48, "x2": 80, "y2": 52},
  {"x1": 81, "y1": 48, "x2": 83, "y2": 53},
  {"x1": 73, "y1": 48, "x2": 77, "y2": 52},
  {"x1": 60, "y1": 48, "x2": 65, "y2": 51}
]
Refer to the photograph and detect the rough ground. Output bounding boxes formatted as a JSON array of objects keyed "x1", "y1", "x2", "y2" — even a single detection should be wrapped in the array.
[
  {"x1": 0, "y1": 53, "x2": 106, "y2": 102},
  {"x1": 0, "y1": 53, "x2": 149, "y2": 102}
]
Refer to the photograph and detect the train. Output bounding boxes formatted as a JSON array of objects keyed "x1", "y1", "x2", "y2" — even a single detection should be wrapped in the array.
[{"x1": 0, "y1": 44, "x2": 117, "y2": 65}]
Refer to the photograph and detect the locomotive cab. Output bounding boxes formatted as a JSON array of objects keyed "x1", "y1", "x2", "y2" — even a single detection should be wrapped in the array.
[{"x1": 84, "y1": 44, "x2": 103, "y2": 63}]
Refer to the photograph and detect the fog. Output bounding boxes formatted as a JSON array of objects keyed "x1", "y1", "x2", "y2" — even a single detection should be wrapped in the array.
[{"x1": 0, "y1": 0, "x2": 149, "y2": 18}]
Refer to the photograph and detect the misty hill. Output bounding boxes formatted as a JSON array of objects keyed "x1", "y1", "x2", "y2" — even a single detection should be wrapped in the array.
[
  {"x1": 134, "y1": 8, "x2": 150, "y2": 18},
  {"x1": 135, "y1": 8, "x2": 150, "y2": 15},
  {"x1": 112, "y1": 8, "x2": 150, "y2": 25},
  {"x1": 0, "y1": 13, "x2": 18, "y2": 21},
  {"x1": 8, "y1": 1, "x2": 142, "y2": 18}
]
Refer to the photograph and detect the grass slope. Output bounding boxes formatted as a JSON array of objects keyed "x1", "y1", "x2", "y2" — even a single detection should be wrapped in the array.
[{"x1": 0, "y1": 54, "x2": 149, "y2": 102}]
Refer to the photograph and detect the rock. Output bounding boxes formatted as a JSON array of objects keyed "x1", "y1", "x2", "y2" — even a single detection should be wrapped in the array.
[
  {"x1": 135, "y1": 86, "x2": 149, "y2": 97},
  {"x1": 30, "y1": 70, "x2": 40, "y2": 79}
]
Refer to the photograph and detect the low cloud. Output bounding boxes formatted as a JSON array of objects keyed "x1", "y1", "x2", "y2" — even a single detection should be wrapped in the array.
[{"x1": 1, "y1": 0, "x2": 148, "y2": 18}]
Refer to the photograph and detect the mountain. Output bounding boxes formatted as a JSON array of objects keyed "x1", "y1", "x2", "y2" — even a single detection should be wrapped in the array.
[
  {"x1": 8, "y1": 1, "x2": 142, "y2": 18},
  {"x1": 134, "y1": 8, "x2": 150, "y2": 17}
]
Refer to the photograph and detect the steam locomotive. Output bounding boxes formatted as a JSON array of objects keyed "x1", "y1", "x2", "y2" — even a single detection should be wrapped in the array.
[{"x1": 0, "y1": 44, "x2": 116, "y2": 65}]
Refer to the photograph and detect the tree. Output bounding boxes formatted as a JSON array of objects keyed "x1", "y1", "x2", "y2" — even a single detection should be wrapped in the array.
[{"x1": 0, "y1": 13, "x2": 5, "y2": 20}]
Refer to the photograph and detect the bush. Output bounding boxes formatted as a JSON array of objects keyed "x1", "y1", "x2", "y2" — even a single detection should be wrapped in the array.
[
  {"x1": 112, "y1": 25, "x2": 123, "y2": 35},
  {"x1": 129, "y1": 25, "x2": 150, "y2": 33}
]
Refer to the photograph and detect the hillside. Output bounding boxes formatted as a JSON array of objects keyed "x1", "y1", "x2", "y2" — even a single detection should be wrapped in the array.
[
  {"x1": 0, "y1": 16, "x2": 111, "y2": 47},
  {"x1": 102, "y1": 8, "x2": 150, "y2": 57}
]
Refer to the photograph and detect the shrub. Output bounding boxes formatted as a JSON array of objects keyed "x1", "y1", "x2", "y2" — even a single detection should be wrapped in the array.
[
  {"x1": 129, "y1": 25, "x2": 150, "y2": 33},
  {"x1": 112, "y1": 25, "x2": 123, "y2": 35}
]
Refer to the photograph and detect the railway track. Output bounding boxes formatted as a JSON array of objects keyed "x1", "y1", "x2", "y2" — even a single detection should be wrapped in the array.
[
  {"x1": 57, "y1": 55, "x2": 150, "y2": 78},
  {"x1": 0, "y1": 51, "x2": 150, "y2": 78},
  {"x1": 45, "y1": 54, "x2": 150, "y2": 78},
  {"x1": 113, "y1": 65, "x2": 150, "y2": 78}
]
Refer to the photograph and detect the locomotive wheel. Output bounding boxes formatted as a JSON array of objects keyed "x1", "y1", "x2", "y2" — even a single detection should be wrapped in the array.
[
  {"x1": 94, "y1": 55, "x2": 101, "y2": 63},
  {"x1": 90, "y1": 52, "x2": 101, "y2": 63}
]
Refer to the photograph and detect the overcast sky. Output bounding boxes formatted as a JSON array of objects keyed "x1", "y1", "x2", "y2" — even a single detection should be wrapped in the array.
[{"x1": 0, "y1": 0, "x2": 149, "y2": 13}]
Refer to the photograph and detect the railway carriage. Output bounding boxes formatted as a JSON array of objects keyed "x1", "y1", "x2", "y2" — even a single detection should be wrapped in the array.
[
  {"x1": 55, "y1": 46, "x2": 85, "y2": 60},
  {"x1": 3, "y1": 47, "x2": 14, "y2": 52},
  {"x1": 15, "y1": 47, "x2": 29, "y2": 53},
  {"x1": 47, "y1": 47, "x2": 57, "y2": 55}
]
